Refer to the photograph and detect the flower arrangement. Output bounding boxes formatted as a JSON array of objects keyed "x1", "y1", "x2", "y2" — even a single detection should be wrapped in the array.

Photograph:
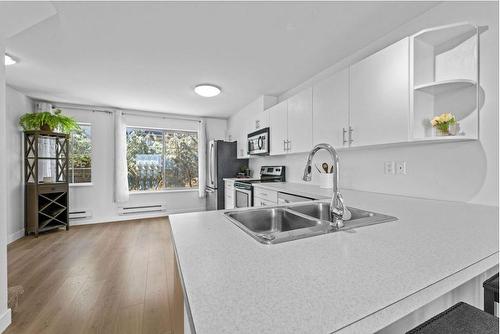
[
  {"x1": 19, "y1": 109, "x2": 79, "y2": 133},
  {"x1": 431, "y1": 113, "x2": 456, "y2": 136}
]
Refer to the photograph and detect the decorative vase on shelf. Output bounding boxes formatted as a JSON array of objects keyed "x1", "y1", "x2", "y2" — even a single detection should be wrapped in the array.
[
  {"x1": 431, "y1": 113, "x2": 457, "y2": 137},
  {"x1": 435, "y1": 126, "x2": 450, "y2": 136}
]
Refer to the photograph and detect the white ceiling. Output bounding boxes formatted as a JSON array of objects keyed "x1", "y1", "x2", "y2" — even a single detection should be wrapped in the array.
[{"x1": 6, "y1": 1, "x2": 439, "y2": 118}]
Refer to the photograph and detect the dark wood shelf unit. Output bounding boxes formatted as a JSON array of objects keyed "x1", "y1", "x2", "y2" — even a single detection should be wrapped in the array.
[{"x1": 24, "y1": 131, "x2": 70, "y2": 237}]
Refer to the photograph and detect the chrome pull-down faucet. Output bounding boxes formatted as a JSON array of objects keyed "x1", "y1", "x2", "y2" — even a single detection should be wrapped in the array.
[{"x1": 302, "y1": 143, "x2": 351, "y2": 229}]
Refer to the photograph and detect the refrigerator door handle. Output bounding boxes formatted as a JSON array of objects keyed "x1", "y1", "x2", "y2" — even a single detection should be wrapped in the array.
[{"x1": 208, "y1": 142, "x2": 214, "y2": 186}]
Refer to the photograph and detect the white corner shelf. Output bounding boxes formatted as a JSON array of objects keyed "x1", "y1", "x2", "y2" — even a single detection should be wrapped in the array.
[
  {"x1": 411, "y1": 135, "x2": 477, "y2": 143},
  {"x1": 414, "y1": 79, "x2": 476, "y2": 95},
  {"x1": 413, "y1": 22, "x2": 477, "y2": 47},
  {"x1": 411, "y1": 21, "x2": 479, "y2": 142}
]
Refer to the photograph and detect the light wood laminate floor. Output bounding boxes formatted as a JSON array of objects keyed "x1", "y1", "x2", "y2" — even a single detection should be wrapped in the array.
[{"x1": 5, "y1": 218, "x2": 183, "y2": 334}]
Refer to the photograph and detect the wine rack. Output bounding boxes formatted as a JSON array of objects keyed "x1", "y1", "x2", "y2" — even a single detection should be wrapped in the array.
[{"x1": 24, "y1": 131, "x2": 69, "y2": 237}]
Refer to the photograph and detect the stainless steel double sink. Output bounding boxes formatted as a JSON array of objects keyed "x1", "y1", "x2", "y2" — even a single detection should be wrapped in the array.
[{"x1": 224, "y1": 201, "x2": 398, "y2": 244}]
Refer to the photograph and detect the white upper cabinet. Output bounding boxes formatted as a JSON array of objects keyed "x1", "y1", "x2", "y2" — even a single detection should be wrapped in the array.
[
  {"x1": 237, "y1": 119, "x2": 250, "y2": 159},
  {"x1": 312, "y1": 68, "x2": 349, "y2": 148},
  {"x1": 268, "y1": 100, "x2": 288, "y2": 155},
  {"x1": 250, "y1": 96, "x2": 277, "y2": 131},
  {"x1": 252, "y1": 109, "x2": 269, "y2": 131},
  {"x1": 287, "y1": 87, "x2": 313, "y2": 154},
  {"x1": 349, "y1": 37, "x2": 410, "y2": 147},
  {"x1": 228, "y1": 95, "x2": 277, "y2": 159}
]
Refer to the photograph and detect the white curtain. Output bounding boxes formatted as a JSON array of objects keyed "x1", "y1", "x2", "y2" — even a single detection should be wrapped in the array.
[
  {"x1": 114, "y1": 111, "x2": 129, "y2": 202},
  {"x1": 197, "y1": 119, "x2": 207, "y2": 198}
]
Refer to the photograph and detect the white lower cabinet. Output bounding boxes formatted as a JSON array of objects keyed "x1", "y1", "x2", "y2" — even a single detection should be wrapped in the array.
[
  {"x1": 253, "y1": 187, "x2": 278, "y2": 203},
  {"x1": 224, "y1": 180, "x2": 235, "y2": 209},
  {"x1": 254, "y1": 198, "x2": 276, "y2": 207},
  {"x1": 253, "y1": 187, "x2": 278, "y2": 207}
]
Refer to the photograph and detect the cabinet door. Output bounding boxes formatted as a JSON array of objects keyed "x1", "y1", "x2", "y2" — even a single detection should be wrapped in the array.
[
  {"x1": 224, "y1": 181, "x2": 235, "y2": 209},
  {"x1": 252, "y1": 110, "x2": 269, "y2": 131},
  {"x1": 350, "y1": 37, "x2": 410, "y2": 147},
  {"x1": 312, "y1": 68, "x2": 349, "y2": 148},
  {"x1": 236, "y1": 115, "x2": 250, "y2": 159},
  {"x1": 287, "y1": 87, "x2": 313, "y2": 154},
  {"x1": 253, "y1": 197, "x2": 275, "y2": 207},
  {"x1": 268, "y1": 101, "x2": 288, "y2": 155},
  {"x1": 237, "y1": 132, "x2": 248, "y2": 158}
]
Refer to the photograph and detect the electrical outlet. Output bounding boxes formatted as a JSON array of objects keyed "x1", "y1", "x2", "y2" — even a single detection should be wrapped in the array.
[
  {"x1": 396, "y1": 161, "x2": 407, "y2": 175},
  {"x1": 384, "y1": 161, "x2": 395, "y2": 175}
]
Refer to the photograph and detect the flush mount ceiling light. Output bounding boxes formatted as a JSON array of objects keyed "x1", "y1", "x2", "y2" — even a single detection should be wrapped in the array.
[
  {"x1": 4, "y1": 54, "x2": 16, "y2": 66},
  {"x1": 194, "y1": 84, "x2": 221, "y2": 97}
]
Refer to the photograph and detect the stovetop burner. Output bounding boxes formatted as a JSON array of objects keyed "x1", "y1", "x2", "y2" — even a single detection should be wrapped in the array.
[{"x1": 234, "y1": 166, "x2": 285, "y2": 186}]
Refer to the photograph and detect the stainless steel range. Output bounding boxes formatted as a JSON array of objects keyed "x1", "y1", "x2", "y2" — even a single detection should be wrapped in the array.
[{"x1": 233, "y1": 166, "x2": 285, "y2": 208}]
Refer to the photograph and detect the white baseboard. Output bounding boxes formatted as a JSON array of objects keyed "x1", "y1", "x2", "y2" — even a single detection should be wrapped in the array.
[
  {"x1": 0, "y1": 308, "x2": 11, "y2": 333},
  {"x1": 8, "y1": 229, "x2": 25, "y2": 244},
  {"x1": 70, "y1": 207, "x2": 205, "y2": 226},
  {"x1": 165, "y1": 207, "x2": 206, "y2": 215}
]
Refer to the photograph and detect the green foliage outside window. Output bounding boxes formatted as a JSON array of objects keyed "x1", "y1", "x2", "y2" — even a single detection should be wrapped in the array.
[
  {"x1": 126, "y1": 128, "x2": 198, "y2": 191},
  {"x1": 69, "y1": 124, "x2": 92, "y2": 183}
]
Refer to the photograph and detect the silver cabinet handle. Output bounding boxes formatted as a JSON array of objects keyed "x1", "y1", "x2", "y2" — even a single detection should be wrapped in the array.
[
  {"x1": 348, "y1": 126, "x2": 354, "y2": 145},
  {"x1": 287, "y1": 140, "x2": 291, "y2": 151},
  {"x1": 342, "y1": 128, "x2": 347, "y2": 146},
  {"x1": 283, "y1": 139, "x2": 286, "y2": 152}
]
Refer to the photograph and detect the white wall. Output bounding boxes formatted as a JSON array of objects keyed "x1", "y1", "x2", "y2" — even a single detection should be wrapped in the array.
[
  {"x1": 62, "y1": 107, "x2": 227, "y2": 225},
  {"x1": 248, "y1": 2, "x2": 498, "y2": 206},
  {"x1": 5, "y1": 87, "x2": 32, "y2": 242},
  {"x1": 0, "y1": 41, "x2": 10, "y2": 332},
  {"x1": 3, "y1": 95, "x2": 227, "y2": 239}
]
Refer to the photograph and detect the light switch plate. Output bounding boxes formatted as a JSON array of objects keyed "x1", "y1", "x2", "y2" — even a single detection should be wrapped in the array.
[
  {"x1": 396, "y1": 161, "x2": 407, "y2": 175},
  {"x1": 384, "y1": 161, "x2": 395, "y2": 175}
]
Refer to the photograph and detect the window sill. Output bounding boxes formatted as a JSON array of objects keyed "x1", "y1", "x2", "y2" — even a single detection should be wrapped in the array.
[
  {"x1": 129, "y1": 188, "x2": 199, "y2": 195},
  {"x1": 70, "y1": 183, "x2": 93, "y2": 187}
]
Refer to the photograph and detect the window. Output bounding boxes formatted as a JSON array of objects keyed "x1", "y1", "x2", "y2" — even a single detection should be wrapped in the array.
[
  {"x1": 126, "y1": 127, "x2": 198, "y2": 191},
  {"x1": 69, "y1": 123, "x2": 92, "y2": 184}
]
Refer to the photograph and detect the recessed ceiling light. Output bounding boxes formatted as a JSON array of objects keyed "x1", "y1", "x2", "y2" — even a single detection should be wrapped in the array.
[
  {"x1": 4, "y1": 54, "x2": 16, "y2": 66},
  {"x1": 194, "y1": 84, "x2": 221, "y2": 97}
]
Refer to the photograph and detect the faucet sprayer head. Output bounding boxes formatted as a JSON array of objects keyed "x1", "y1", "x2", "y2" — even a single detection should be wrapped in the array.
[{"x1": 303, "y1": 161, "x2": 313, "y2": 181}]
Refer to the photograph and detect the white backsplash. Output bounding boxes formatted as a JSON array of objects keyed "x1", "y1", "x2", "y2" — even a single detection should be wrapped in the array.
[{"x1": 249, "y1": 140, "x2": 494, "y2": 205}]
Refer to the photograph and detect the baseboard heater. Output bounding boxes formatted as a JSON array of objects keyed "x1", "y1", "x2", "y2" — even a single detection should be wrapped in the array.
[
  {"x1": 118, "y1": 204, "x2": 167, "y2": 215},
  {"x1": 69, "y1": 210, "x2": 92, "y2": 220}
]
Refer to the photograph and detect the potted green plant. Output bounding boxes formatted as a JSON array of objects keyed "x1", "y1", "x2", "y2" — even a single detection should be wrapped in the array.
[{"x1": 19, "y1": 109, "x2": 79, "y2": 133}]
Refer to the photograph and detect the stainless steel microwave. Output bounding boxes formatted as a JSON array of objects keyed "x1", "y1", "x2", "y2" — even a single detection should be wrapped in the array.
[{"x1": 247, "y1": 127, "x2": 269, "y2": 155}]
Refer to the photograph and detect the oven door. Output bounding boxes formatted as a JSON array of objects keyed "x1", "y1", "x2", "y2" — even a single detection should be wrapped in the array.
[{"x1": 235, "y1": 187, "x2": 252, "y2": 208}]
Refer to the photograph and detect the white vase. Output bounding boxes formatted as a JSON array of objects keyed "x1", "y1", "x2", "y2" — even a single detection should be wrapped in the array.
[{"x1": 319, "y1": 173, "x2": 333, "y2": 189}]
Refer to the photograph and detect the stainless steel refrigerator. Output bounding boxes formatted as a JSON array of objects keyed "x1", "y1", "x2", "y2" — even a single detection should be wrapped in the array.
[{"x1": 205, "y1": 140, "x2": 248, "y2": 211}]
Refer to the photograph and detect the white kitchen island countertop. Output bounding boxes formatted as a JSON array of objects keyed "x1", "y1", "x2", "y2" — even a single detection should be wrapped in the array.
[{"x1": 169, "y1": 185, "x2": 499, "y2": 334}]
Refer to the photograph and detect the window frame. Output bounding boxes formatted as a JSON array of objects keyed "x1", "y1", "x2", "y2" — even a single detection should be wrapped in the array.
[
  {"x1": 69, "y1": 122, "x2": 93, "y2": 186},
  {"x1": 126, "y1": 125, "x2": 199, "y2": 193}
]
